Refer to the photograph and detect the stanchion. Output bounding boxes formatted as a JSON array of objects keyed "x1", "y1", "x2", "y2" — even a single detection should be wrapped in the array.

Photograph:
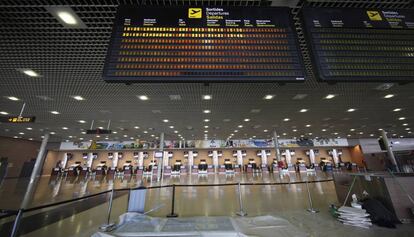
[
  {"x1": 236, "y1": 182, "x2": 247, "y2": 216},
  {"x1": 167, "y1": 184, "x2": 178, "y2": 218},
  {"x1": 10, "y1": 209, "x2": 23, "y2": 237},
  {"x1": 99, "y1": 188, "x2": 116, "y2": 231},
  {"x1": 305, "y1": 180, "x2": 319, "y2": 213}
]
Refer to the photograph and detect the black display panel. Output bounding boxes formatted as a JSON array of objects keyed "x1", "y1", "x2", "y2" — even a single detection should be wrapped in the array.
[
  {"x1": 302, "y1": 8, "x2": 414, "y2": 82},
  {"x1": 103, "y1": 6, "x2": 306, "y2": 82}
]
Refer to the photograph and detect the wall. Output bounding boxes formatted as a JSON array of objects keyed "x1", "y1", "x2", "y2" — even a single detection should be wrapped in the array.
[
  {"x1": 0, "y1": 136, "x2": 40, "y2": 177},
  {"x1": 349, "y1": 145, "x2": 365, "y2": 167}
]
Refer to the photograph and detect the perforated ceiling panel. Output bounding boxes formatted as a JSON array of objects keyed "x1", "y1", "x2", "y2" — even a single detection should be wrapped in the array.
[{"x1": 0, "y1": 0, "x2": 413, "y2": 142}]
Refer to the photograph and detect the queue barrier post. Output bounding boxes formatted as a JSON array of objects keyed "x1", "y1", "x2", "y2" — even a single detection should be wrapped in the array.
[
  {"x1": 305, "y1": 180, "x2": 319, "y2": 213},
  {"x1": 236, "y1": 182, "x2": 247, "y2": 216},
  {"x1": 166, "y1": 184, "x2": 178, "y2": 218},
  {"x1": 9, "y1": 209, "x2": 23, "y2": 237},
  {"x1": 99, "y1": 188, "x2": 116, "y2": 231}
]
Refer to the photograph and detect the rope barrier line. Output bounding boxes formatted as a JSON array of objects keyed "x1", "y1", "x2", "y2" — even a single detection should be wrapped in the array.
[{"x1": 13, "y1": 178, "x2": 333, "y2": 214}]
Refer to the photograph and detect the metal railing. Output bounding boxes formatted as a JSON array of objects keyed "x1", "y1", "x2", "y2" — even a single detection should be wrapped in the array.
[{"x1": 3, "y1": 177, "x2": 333, "y2": 237}]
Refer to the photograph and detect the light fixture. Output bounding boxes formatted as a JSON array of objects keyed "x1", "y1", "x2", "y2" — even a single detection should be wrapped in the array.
[
  {"x1": 204, "y1": 125, "x2": 209, "y2": 128},
  {"x1": 98, "y1": 127, "x2": 104, "y2": 129},
  {"x1": 234, "y1": 130, "x2": 239, "y2": 132},
  {"x1": 19, "y1": 132, "x2": 24, "y2": 135},
  {"x1": 347, "y1": 108, "x2": 356, "y2": 112},
  {"x1": 244, "y1": 118, "x2": 250, "y2": 122},
  {"x1": 96, "y1": 135, "x2": 101, "y2": 138},
  {"x1": 263, "y1": 129, "x2": 268, "y2": 132},
  {"x1": 26, "y1": 127, "x2": 32, "y2": 130},
  {"x1": 308, "y1": 133, "x2": 313, "y2": 135},
  {"x1": 402, "y1": 123, "x2": 408, "y2": 126},
  {"x1": 333, "y1": 132, "x2": 338, "y2": 135},
  {"x1": 21, "y1": 69, "x2": 39, "y2": 77},
  {"x1": 293, "y1": 129, "x2": 297, "y2": 132},
  {"x1": 230, "y1": 133, "x2": 235, "y2": 136},
  {"x1": 62, "y1": 127, "x2": 68, "y2": 130},
  {"x1": 202, "y1": 95, "x2": 212, "y2": 100},
  {"x1": 81, "y1": 131, "x2": 86, "y2": 134},
  {"x1": 283, "y1": 118, "x2": 290, "y2": 122},
  {"x1": 282, "y1": 133, "x2": 287, "y2": 136},
  {"x1": 359, "y1": 132, "x2": 364, "y2": 135},
  {"x1": 0, "y1": 111, "x2": 9, "y2": 115},
  {"x1": 405, "y1": 128, "x2": 411, "y2": 131},
  {"x1": 350, "y1": 128, "x2": 355, "y2": 131},
  {"x1": 393, "y1": 108, "x2": 402, "y2": 112},
  {"x1": 143, "y1": 131, "x2": 148, "y2": 134},
  {"x1": 204, "y1": 119, "x2": 210, "y2": 122},
  {"x1": 399, "y1": 117, "x2": 406, "y2": 120},
  {"x1": 263, "y1": 95, "x2": 275, "y2": 100},
  {"x1": 203, "y1": 110, "x2": 211, "y2": 114},
  {"x1": 7, "y1": 96, "x2": 20, "y2": 101},
  {"x1": 299, "y1": 109, "x2": 308, "y2": 113},
  {"x1": 169, "y1": 126, "x2": 174, "y2": 129},
  {"x1": 138, "y1": 95, "x2": 149, "y2": 101},
  {"x1": 50, "y1": 111, "x2": 60, "y2": 114},
  {"x1": 324, "y1": 94, "x2": 337, "y2": 99},
  {"x1": 204, "y1": 130, "x2": 208, "y2": 133},
  {"x1": 174, "y1": 130, "x2": 178, "y2": 133},
  {"x1": 163, "y1": 119, "x2": 169, "y2": 123},
  {"x1": 50, "y1": 132, "x2": 56, "y2": 135},
  {"x1": 78, "y1": 120, "x2": 86, "y2": 123},
  {"x1": 347, "y1": 134, "x2": 351, "y2": 137},
  {"x1": 238, "y1": 125, "x2": 243, "y2": 128},
  {"x1": 384, "y1": 94, "x2": 395, "y2": 99},
  {"x1": 72, "y1": 95, "x2": 85, "y2": 101},
  {"x1": 321, "y1": 129, "x2": 327, "y2": 132},
  {"x1": 57, "y1": 11, "x2": 77, "y2": 25},
  {"x1": 306, "y1": 124, "x2": 311, "y2": 127},
  {"x1": 123, "y1": 135, "x2": 128, "y2": 137},
  {"x1": 112, "y1": 131, "x2": 117, "y2": 134},
  {"x1": 28, "y1": 138, "x2": 33, "y2": 141}
]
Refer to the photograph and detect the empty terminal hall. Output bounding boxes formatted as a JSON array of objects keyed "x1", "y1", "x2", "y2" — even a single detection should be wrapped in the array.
[{"x1": 1, "y1": 0, "x2": 414, "y2": 236}]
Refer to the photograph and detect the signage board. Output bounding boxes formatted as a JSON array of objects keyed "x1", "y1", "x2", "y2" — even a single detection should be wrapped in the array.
[
  {"x1": 302, "y1": 8, "x2": 414, "y2": 82},
  {"x1": 86, "y1": 129, "x2": 112, "y2": 134},
  {"x1": 0, "y1": 116, "x2": 36, "y2": 123},
  {"x1": 103, "y1": 6, "x2": 306, "y2": 82}
]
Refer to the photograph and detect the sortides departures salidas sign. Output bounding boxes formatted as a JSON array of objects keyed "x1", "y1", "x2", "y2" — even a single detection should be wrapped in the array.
[{"x1": 103, "y1": 6, "x2": 306, "y2": 83}]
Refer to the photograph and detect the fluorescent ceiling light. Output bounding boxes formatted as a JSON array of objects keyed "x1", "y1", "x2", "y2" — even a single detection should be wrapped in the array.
[
  {"x1": 78, "y1": 120, "x2": 86, "y2": 123},
  {"x1": 204, "y1": 119, "x2": 210, "y2": 122},
  {"x1": 283, "y1": 118, "x2": 290, "y2": 122},
  {"x1": 306, "y1": 124, "x2": 311, "y2": 127},
  {"x1": 163, "y1": 119, "x2": 169, "y2": 123},
  {"x1": 72, "y1": 95, "x2": 85, "y2": 101},
  {"x1": 393, "y1": 108, "x2": 402, "y2": 112},
  {"x1": 50, "y1": 132, "x2": 56, "y2": 135},
  {"x1": 62, "y1": 127, "x2": 68, "y2": 130},
  {"x1": 324, "y1": 94, "x2": 336, "y2": 99},
  {"x1": 204, "y1": 125, "x2": 208, "y2": 128},
  {"x1": 26, "y1": 127, "x2": 32, "y2": 130},
  {"x1": 138, "y1": 95, "x2": 149, "y2": 101},
  {"x1": 238, "y1": 125, "x2": 243, "y2": 128},
  {"x1": 169, "y1": 126, "x2": 174, "y2": 129},
  {"x1": 204, "y1": 130, "x2": 208, "y2": 133},
  {"x1": 203, "y1": 110, "x2": 211, "y2": 114},
  {"x1": 19, "y1": 132, "x2": 24, "y2": 135},
  {"x1": 174, "y1": 130, "x2": 178, "y2": 133},
  {"x1": 402, "y1": 123, "x2": 408, "y2": 126},
  {"x1": 21, "y1": 69, "x2": 39, "y2": 77},
  {"x1": 263, "y1": 129, "x2": 268, "y2": 132},
  {"x1": 293, "y1": 129, "x2": 297, "y2": 132},
  {"x1": 321, "y1": 129, "x2": 327, "y2": 132},
  {"x1": 347, "y1": 108, "x2": 356, "y2": 112},
  {"x1": 50, "y1": 111, "x2": 60, "y2": 114},
  {"x1": 57, "y1": 11, "x2": 77, "y2": 25},
  {"x1": 202, "y1": 95, "x2": 212, "y2": 100},
  {"x1": 0, "y1": 111, "x2": 9, "y2": 115},
  {"x1": 399, "y1": 117, "x2": 406, "y2": 120},
  {"x1": 263, "y1": 95, "x2": 275, "y2": 100},
  {"x1": 134, "y1": 126, "x2": 140, "y2": 129},
  {"x1": 7, "y1": 96, "x2": 20, "y2": 101},
  {"x1": 384, "y1": 94, "x2": 395, "y2": 99},
  {"x1": 350, "y1": 128, "x2": 355, "y2": 131},
  {"x1": 143, "y1": 131, "x2": 148, "y2": 133},
  {"x1": 299, "y1": 109, "x2": 308, "y2": 113},
  {"x1": 244, "y1": 118, "x2": 250, "y2": 122}
]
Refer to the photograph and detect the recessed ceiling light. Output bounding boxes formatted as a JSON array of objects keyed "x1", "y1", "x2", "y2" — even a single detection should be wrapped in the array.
[
  {"x1": 322, "y1": 129, "x2": 327, "y2": 132},
  {"x1": 98, "y1": 127, "x2": 103, "y2": 129},
  {"x1": 204, "y1": 119, "x2": 210, "y2": 122},
  {"x1": 234, "y1": 130, "x2": 239, "y2": 132},
  {"x1": 238, "y1": 125, "x2": 243, "y2": 128},
  {"x1": 333, "y1": 132, "x2": 338, "y2": 135},
  {"x1": 204, "y1": 125, "x2": 208, "y2": 128},
  {"x1": 393, "y1": 108, "x2": 402, "y2": 112},
  {"x1": 347, "y1": 134, "x2": 351, "y2": 137},
  {"x1": 134, "y1": 126, "x2": 140, "y2": 129},
  {"x1": 263, "y1": 129, "x2": 268, "y2": 132},
  {"x1": 19, "y1": 132, "x2": 24, "y2": 135},
  {"x1": 359, "y1": 132, "x2": 364, "y2": 135},
  {"x1": 72, "y1": 95, "x2": 85, "y2": 101},
  {"x1": 282, "y1": 133, "x2": 287, "y2": 136},
  {"x1": 306, "y1": 124, "x2": 311, "y2": 127},
  {"x1": 203, "y1": 110, "x2": 211, "y2": 114},
  {"x1": 384, "y1": 94, "x2": 395, "y2": 99},
  {"x1": 299, "y1": 109, "x2": 308, "y2": 113},
  {"x1": 138, "y1": 95, "x2": 149, "y2": 101},
  {"x1": 202, "y1": 95, "x2": 212, "y2": 100},
  {"x1": 293, "y1": 129, "x2": 297, "y2": 132},
  {"x1": 163, "y1": 119, "x2": 169, "y2": 123},
  {"x1": 230, "y1": 133, "x2": 235, "y2": 136},
  {"x1": 21, "y1": 69, "x2": 39, "y2": 77},
  {"x1": 283, "y1": 118, "x2": 290, "y2": 122},
  {"x1": 350, "y1": 128, "x2": 355, "y2": 131},
  {"x1": 7, "y1": 96, "x2": 20, "y2": 101},
  {"x1": 57, "y1": 11, "x2": 78, "y2": 25},
  {"x1": 169, "y1": 126, "x2": 174, "y2": 129},
  {"x1": 105, "y1": 137, "x2": 109, "y2": 140},
  {"x1": 13, "y1": 136, "x2": 18, "y2": 138},
  {"x1": 28, "y1": 138, "x2": 33, "y2": 141},
  {"x1": 405, "y1": 128, "x2": 411, "y2": 131},
  {"x1": 143, "y1": 131, "x2": 148, "y2": 133},
  {"x1": 174, "y1": 130, "x2": 178, "y2": 133},
  {"x1": 378, "y1": 128, "x2": 383, "y2": 131},
  {"x1": 402, "y1": 123, "x2": 408, "y2": 126},
  {"x1": 50, "y1": 111, "x2": 60, "y2": 114},
  {"x1": 0, "y1": 111, "x2": 9, "y2": 115},
  {"x1": 399, "y1": 117, "x2": 406, "y2": 120},
  {"x1": 204, "y1": 130, "x2": 208, "y2": 133},
  {"x1": 243, "y1": 118, "x2": 250, "y2": 122},
  {"x1": 96, "y1": 135, "x2": 101, "y2": 138},
  {"x1": 26, "y1": 127, "x2": 32, "y2": 130},
  {"x1": 62, "y1": 127, "x2": 68, "y2": 130},
  {"x1": 78, "y1": 120, "x2": 86, "y2": 123},
  {"x1": 112, "y1": 131, "x2": 117, "y2": 134},
  {"x1": 347, "y1": 108, "x2": 356, "y2": 112},
  {"x1": 324, "y1": 94, "x2": 337, "y2": 99},
  {"x1": 263, "y1": 95, "x2": 275, "y2": 100},
  {"x1": 123, "y1": 135, "x2": 128, "y2": 137},
  {"x1": 50, "y1": 132, "x2": 56, "y2": 135},
  {"x1": 81, "y1": 131, "x2": 86, "y2": 134},
  {"x1": 308, "y1": 133, "x2": 313, "y2": 135}
]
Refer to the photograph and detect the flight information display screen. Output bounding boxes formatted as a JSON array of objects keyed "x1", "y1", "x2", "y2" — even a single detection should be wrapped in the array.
[
  {"x1": 302, "y1": 8, "x2": 414, "y2": 82},
  {"x1": 103, "y1": 6, "x2": 306, "y2": 82}
]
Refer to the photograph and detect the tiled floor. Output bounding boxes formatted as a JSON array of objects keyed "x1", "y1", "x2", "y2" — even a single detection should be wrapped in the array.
[{"x1": 1, "y1": 172, "x2": 413, "y2": 237}]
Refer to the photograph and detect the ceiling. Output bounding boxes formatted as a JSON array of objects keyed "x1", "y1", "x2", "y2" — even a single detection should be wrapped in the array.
[{"x1": 0, "y1": 0, "x2": 414, "y2": 142}]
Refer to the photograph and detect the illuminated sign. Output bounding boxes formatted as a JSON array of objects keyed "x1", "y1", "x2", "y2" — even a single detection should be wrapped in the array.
[
  {"x1": 103, "y1": 6, "x2": 306, "y2": 82},
  {"x1": 302, "y1": 8, "x2": 414, "y2": 82},
  {"x1": 0, "y1": 116, "x2": 36, "y2": 123}
]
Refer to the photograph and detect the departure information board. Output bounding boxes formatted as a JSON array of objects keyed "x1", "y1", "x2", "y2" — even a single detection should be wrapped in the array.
[
  {"x1": 303, "y1": 8, "x2": 414, "y2": 82},
  {"x1": 103, "y1": 6, "x2": 306, "y2": 82}
]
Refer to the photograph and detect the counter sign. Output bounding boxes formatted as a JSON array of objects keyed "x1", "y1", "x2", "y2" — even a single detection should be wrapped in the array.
[{"x1": 0, "y1": 116, "x2": 36, "y2": 123}]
